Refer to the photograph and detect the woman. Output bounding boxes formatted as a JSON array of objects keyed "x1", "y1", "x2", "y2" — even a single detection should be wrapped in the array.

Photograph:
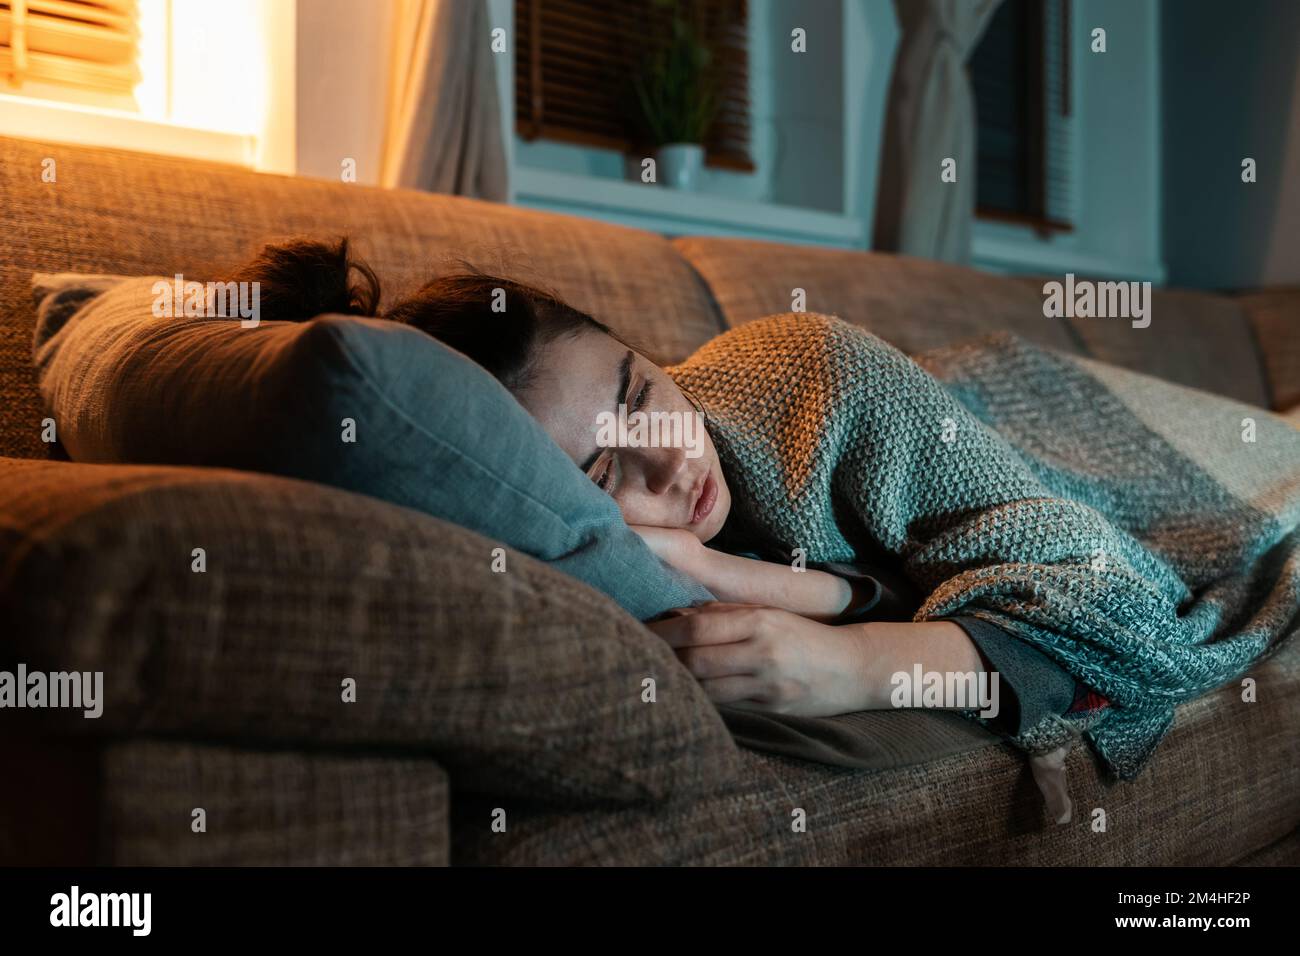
[{"x1": 229, "y1": 237, "x2": 1298, "y2": 798}]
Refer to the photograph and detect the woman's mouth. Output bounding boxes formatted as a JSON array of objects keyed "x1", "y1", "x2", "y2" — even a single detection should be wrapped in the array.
[{"x1": 691, "y1": 474, "x2": 717, "y2": 525}]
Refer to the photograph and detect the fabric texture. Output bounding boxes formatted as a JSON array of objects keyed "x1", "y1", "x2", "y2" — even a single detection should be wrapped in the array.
[
  {"x1": 873, "y1": 0, "x2": 1003, "y2": 262},
  {"x1": 673, "y1": 237, "x2": 1083, "y2": 356},
  {"x1": 714, "y1": 706, "x2": 998, "y2": 775},
  {"x1": 667, "y1": 313, "x2": 1300, "y2": 780},
  {"x1": 1059, "y1": 286, "x2": 1271, "y2": 409},
  {"x1": 380, "y1": 0, "x2": 508, "y2": 200},
  {"x1": 102, "y1": 741, "x2": 451, "y2": 866},
  {"x1": 953, "y1": 615, "x2": 1081, "y2": 737},
  {"x1": 0, "y1": 456, "x2": 744, "y2": 806},
  {"x1": 1237, "y1": 288, "x2": 1300, "y2": 411},
  {"x1": 31, "y1": 273, "x2": 711, "y2": 620}
]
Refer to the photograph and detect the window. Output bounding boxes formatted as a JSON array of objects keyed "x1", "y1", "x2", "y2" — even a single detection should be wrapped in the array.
[
  {"x1": 0, "y1": 1, "x2": 294, "y2": 172},
  {"x1": 970, "y1": 0, "x2": 1074, "y2": 232},
  {"x1": 0, "y1": 0, "x2": 138, "y2": 98},
  {"x1": 515, "y1": 0, "x2": 752, "y2": 170}
]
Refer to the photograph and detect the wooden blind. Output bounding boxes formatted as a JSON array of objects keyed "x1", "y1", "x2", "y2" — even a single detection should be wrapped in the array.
[
  {"x1": 971, "y1": 0, "x2": 1073, "y2": 231},
  {"x1": 0, "y1": 0, "x2": 138, "y2": 94},
  {"x1": 516, "y1": 0, "x2": 752, "y2": 171}
]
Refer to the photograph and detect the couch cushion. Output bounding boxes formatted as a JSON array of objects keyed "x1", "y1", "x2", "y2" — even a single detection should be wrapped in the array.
[
  {"x1": 31, "y1": 273, "x2": 710, "y2": 620},
  {"x1": 452, "y1": 631, "x2": 1300, "y2": 864},
  {"x1": 0, "y1": 457, "x2": 744, "y2": 807},
  {"x1": 0, "y1": 134, "x2": 725, "y2": 460},
  {"x1": 673, "y1": 237, "x2": 1082, "y2": 355},
  {"x1": 1061, "y1": 288, "x2": 1271, "y2": 408},
  {"x1": 1236, "y1": 289, "x2": 1300, "y2": 410}
]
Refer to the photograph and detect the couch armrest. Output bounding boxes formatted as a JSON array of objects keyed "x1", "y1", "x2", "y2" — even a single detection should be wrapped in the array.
[
  {"x1": 0, "y1": 733, "x2": 450, "y2": 865},
  {"x1": 101, "y1": 740, "x2": 451, "y2": 866},
  {"x1": 0, "y1": 457, "x2": 742, "y2": 809},
  {"x1": 1236, "y1": 289, "x2": 1300, "y2": 411}
]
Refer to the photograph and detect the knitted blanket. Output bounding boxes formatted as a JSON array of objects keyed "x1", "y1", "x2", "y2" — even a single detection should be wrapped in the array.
[{"x1": 667, "y1": 314, "x2": 1300, "y2": 779}]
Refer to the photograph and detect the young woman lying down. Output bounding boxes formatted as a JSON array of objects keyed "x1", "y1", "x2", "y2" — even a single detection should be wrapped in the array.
[{"x1": 232, "y1": 238, "x2": 1300, "y2": 805}]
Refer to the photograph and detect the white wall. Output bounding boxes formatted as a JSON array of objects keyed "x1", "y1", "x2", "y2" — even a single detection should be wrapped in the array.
[{"x1": 294, "y1": 0, "x2": 395, "y2": 185}]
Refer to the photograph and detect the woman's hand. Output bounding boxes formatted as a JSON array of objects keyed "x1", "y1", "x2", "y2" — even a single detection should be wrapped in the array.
[
  {"x1": 647, "y1": 607, "x2": 987, "y2": 719},
  {"x1": 645, "y1": 603, "x2": 873, "y2": 717},
  {"x1": 628, "y1": 525, "x2": 707, "y2": 577}
]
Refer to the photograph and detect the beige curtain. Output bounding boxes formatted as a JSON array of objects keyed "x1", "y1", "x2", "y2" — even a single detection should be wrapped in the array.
[
  {"x1": 380, "y1": 0, "x2": 508, "y2": 200},
  {"x1": 873, "y1": 0, "x2": 1003, "y2": 262}
]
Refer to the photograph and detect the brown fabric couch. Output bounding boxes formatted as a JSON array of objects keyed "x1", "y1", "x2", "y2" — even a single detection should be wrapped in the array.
[{"x1": 1, "y1": 134, "x2": 1297, "y2": 866}]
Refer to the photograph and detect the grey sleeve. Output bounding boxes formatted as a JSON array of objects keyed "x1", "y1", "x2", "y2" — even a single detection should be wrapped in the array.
[{"x1": 946, "y1": 616, "x2": 1078, "y2": 736}]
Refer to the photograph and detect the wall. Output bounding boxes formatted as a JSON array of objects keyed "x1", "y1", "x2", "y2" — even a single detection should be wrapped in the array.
[
  {"x1": 1161, "y1": 0, "x2": 1300, "y2": 289},
  {"x1": 295, "y1": 0, "x2": 394, "y2": 185},
  {"x1": 293, "y1": 0, "x2": 514, "y2": 192}
]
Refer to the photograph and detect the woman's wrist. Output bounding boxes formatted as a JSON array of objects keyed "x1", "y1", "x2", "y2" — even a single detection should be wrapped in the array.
[
  {"x1": 853, "y1": 620, "x2": 988, "y2": 710},
  {"x1": 795, "y1": 568, "x2": 854, "y2": 621}
]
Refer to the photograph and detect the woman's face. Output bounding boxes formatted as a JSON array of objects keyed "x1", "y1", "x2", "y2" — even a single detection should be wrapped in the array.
[{"x1": 517, "y1": 329, "x2": 731, "y2": 542}]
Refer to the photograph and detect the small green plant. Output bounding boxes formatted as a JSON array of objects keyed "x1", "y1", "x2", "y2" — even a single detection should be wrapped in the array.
[{"x1": 630, "y1": 1, "x2": 720, "y2": 147}]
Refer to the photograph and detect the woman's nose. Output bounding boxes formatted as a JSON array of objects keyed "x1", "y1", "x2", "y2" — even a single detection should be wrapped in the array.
[{"x1": 642, "y1": 446, "x2": 689, "y2": 496}]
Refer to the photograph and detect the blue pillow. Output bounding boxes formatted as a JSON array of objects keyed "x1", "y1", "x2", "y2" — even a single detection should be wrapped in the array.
[{"x1": 32, "y1": 274, "x2": 712, "y2": 619}]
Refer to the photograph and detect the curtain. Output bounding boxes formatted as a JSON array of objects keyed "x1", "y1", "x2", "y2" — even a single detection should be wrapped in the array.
[
  {"x1": 873, "y1": 0, "x2": 1003, "y2": 262},
  {"x1": 380, "y1": 0, "x2": 508, "y2": 200}
]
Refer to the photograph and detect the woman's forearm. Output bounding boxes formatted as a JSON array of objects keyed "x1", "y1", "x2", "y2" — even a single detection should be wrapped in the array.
[
  {"x1": 698, "y1": 548, "x2": 852, "y2": 621},
  {"x1": 852, "y1": 619, "x2": 988, "y2": 710}
]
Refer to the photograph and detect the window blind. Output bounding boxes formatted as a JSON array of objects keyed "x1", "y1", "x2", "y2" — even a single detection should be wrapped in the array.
[
  {"x1": 0, "y1": 0, "x2": 139, "y2": 94},
  {"x1": 515, "y1": 0, "x2": 752, "y2": 170},
  {"x1": 1042, "y1": 0, "x2": 1075, "y2": 225},
  {"x1": 971, "y1": 0, "x2": 1073, "y2": 230}
]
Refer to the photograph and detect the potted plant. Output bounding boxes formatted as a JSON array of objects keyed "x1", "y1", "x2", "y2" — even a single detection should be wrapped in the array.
[{"x1": 630, "y1": 0, "x2": 719, "y2": 191}]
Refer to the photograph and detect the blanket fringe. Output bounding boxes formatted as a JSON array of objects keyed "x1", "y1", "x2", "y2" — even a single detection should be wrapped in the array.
[{"x1": 1029, "y1": 744, "x2": 1075, "y2": 824}]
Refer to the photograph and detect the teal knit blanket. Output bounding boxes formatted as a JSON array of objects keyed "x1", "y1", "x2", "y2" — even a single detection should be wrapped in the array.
[{"x1": 668, "y1": 314, "x2": 1300, "y2": 779}]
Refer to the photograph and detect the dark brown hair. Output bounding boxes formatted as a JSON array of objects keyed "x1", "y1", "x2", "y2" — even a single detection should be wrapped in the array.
[{"x1": 228, "y1": 237, "x2": 619, "y2": 393}]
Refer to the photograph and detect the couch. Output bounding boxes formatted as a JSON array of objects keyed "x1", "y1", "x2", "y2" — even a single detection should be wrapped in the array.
[{"x1": 2, "y1": 133, "x2": 1297, "y2": 866}]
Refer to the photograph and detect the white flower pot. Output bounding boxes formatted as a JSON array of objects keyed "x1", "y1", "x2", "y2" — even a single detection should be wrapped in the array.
[{"x1": 655, "y1": 143, "x2": 705, "y2": 191}]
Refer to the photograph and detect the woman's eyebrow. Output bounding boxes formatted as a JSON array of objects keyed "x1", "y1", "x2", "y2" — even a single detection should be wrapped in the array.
[{"x1": 580, "y1": 350, "x2": 634, "y2": 474}]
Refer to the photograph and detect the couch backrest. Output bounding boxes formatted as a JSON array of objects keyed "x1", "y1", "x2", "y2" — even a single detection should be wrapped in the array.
[
  {"x1": 1236, "y1": 289, "x2": 1300, "y2": 411},
  {"x1": 676, "y1": 237, "x2": 1285, "y2": 410},
  {"x1": 1056, "y1": 287, "x2": 1272, "y2": 409},
  {"x1": 0, "y1": 135, "x2": 726, "y2": 460},
  {"x1": 674, "y1": 237, "x2": 1084, "y2": 355}
]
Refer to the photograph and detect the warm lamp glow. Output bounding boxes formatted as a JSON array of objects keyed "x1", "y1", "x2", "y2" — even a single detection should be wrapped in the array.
[{"x1": 0, "y1": 0, "x2": 294, "y2": 171}]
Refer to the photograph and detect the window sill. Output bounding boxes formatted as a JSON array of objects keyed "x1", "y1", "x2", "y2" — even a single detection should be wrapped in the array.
[
  {"x1": 513, "y1": 167, "x2": 863, "y2": 248},
  {"x1": 972, "y1": 221, "x2": 1166, "y2": 283},
  {"x1": 0, "y1": 93, "x2": 254, "y2": 167},
  {"x1": 976, "y1": 207, "x2": 1074, "y2": 235}
]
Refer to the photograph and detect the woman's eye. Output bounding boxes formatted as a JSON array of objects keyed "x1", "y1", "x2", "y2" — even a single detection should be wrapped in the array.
[{"x1": 594, "y1": 457, "x2": 614, "y2": 492}]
